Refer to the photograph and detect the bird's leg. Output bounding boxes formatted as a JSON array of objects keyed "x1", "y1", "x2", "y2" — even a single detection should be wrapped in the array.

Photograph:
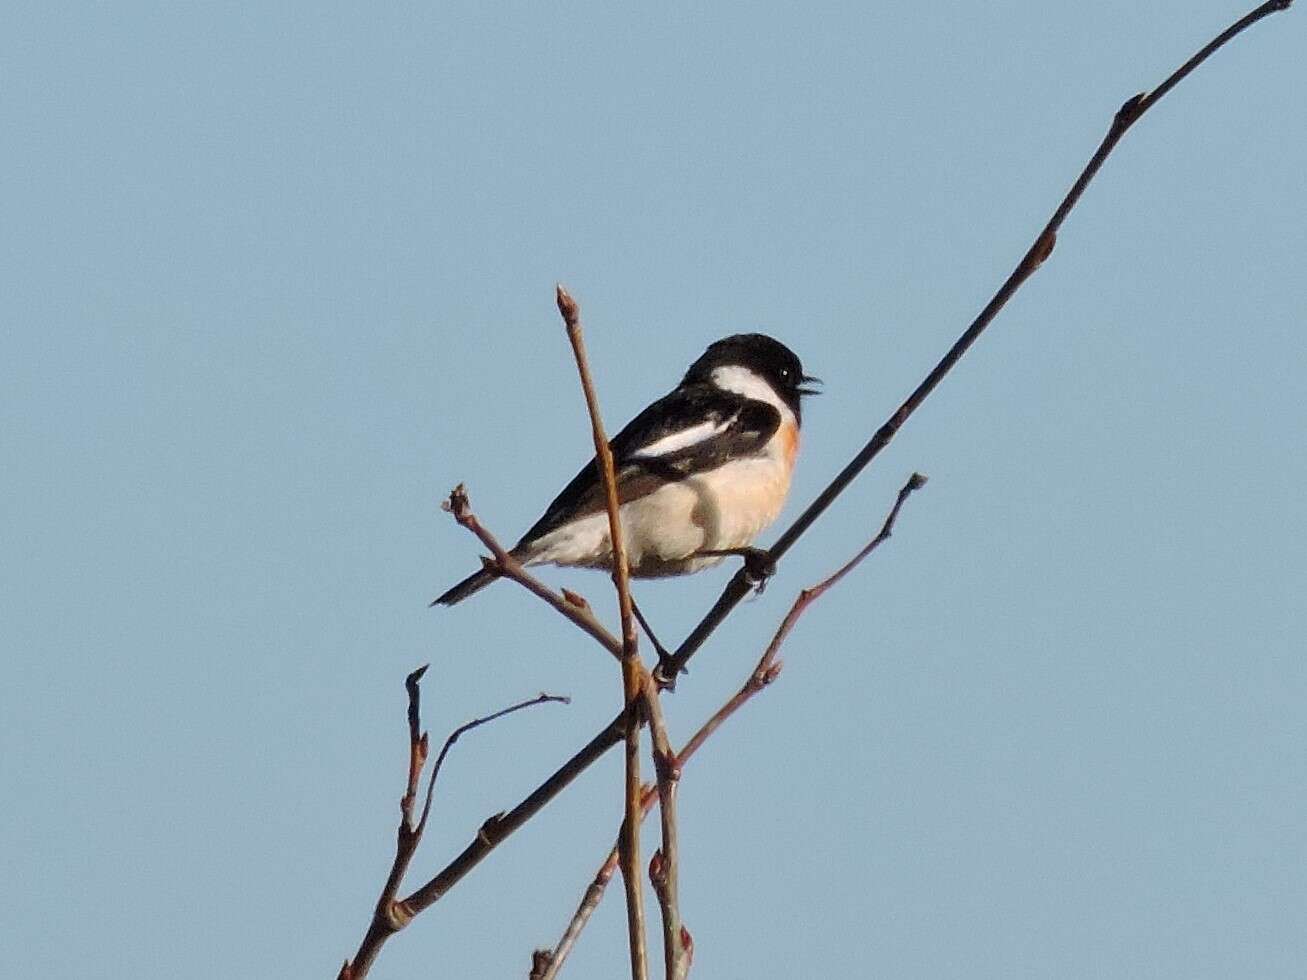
[
  {"x1": 696, "y1": 546, "x2": 777, "y2": 592},
  {"x1": 631, "y1": 598, "x2": 675, "y2": 665}
]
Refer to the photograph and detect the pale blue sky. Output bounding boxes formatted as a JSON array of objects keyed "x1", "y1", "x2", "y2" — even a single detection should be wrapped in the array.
[{"x1": 3, "y1": 3, "x2": 1304, "y2": 978}]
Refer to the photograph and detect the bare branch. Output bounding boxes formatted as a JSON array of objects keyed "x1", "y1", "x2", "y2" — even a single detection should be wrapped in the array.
[
  {"x1": 643, "y1": 673, "x2": 686, "y2": 979},
  {"x1": 416, "y1": 692, "x2": 572, "y2": 837},
  {"x1": 656, "y1": 0, "x2": 1295, "y2": 682},
  {"x1": 557, "y1": 284, "x2": 650, "y2": 980},
  {"x1": 340, "y1": 674, "x2": 568, "y2": 980},
  {"x1": 679, "y1": 472, "x2": 927, "y2": 761},
  {"x1": 443, "y1": 484, "x2": 622, "y2": 662},
  {"x1": 555, "y1": 286, "x2": 640, "y2": 660},
  {"x1": 538, "y1": 473, "x2": 928, "y2": 976},
  {"x1": 537, "y1": 850, "x2": 621, "y2": 980},
  {"x1": 399, "y1": 707, "x2": 630, "y2": 919}
]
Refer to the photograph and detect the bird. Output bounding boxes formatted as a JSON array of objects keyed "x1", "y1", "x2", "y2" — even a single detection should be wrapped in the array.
[{"x1": 432, "y1": 333, "x2": 818, "y2": 609}]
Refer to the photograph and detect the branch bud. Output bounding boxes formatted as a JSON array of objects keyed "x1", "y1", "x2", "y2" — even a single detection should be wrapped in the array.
[
  {"x1": 561, "y1": 588, "x2": 590, "y2": 609},
  {"x1": 649, "y1": 849, "x2": 667, "y2": 889}
]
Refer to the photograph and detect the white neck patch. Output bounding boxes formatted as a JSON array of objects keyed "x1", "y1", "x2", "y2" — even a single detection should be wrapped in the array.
[{"x1": 710, "y1": 365, "x2": 795, "y2": 424}]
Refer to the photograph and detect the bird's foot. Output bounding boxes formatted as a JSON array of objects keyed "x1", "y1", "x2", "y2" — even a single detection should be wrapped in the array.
[
  {"x1": 698, "y1": 546, "x2": 777, "y2": 593},
  {"x1": 652, "y1": 654, "x2": 688, "y2": 692}
]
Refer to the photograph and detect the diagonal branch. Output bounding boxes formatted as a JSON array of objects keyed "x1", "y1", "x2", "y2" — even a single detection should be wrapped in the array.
[
  {"x1": 537, "y1": 473, "x2": 928, "y2": 978},
  {"x1": 556, "y1": 284, "x2": 650, "y2": 980},
  {"x1": 655, "y1": 0, "x2": 1295, "y2": 682},
  {"x1": 442, "y1": 484, "x2": 622, "y2": 662},
  {"x1": 339, "y1": 672, "x2": 568, "y2": 980}
]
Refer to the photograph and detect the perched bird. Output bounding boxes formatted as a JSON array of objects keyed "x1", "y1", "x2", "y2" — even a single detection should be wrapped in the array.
[{"x1": 433, "y1": 333, "x2": 818, "y2": 607}]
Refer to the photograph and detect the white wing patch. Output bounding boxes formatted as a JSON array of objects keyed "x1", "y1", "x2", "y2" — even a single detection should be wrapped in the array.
[{"x1": 629, "y1": 413, "x2": 737, "y2": 459}]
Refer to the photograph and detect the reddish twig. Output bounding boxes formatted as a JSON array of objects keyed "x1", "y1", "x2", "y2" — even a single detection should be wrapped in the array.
[
  {"x1": 538, "y1": 473, "x2": 928, "y2": 977},
  {"x1": 337, "y1": 667, "x2": 431, "y2": 980},
  {"x1": 442, "y1": 484, "x2": 622, "y2": 662},
  {"x1": 339, "y1": 674, "x2": 568, "y2": 980},
  {"x1": 557, "y1": 284, "x2": 650, "y2": 980}
]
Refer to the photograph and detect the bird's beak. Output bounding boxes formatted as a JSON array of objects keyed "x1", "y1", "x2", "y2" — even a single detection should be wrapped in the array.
[{"x1": 797, "y1": 374, "x2": 822, "y2": 396}]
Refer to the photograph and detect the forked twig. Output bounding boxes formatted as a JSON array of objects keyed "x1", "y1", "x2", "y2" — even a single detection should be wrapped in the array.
[
  {"x1": 557, "y1": 285, "x2": 650, "y2": 980},
  {"x1": 339, "y1": 673, "x2": 568, "y2": 980},
  {"x1": 537, "y1": 473, "x2": 928, "y2": 978},
  {"x1": 415, "y1": 692, "x2": 572, "y2": 837},
  {"x1": 396, "y1": 706, "x2": 630, "y2": 924}
]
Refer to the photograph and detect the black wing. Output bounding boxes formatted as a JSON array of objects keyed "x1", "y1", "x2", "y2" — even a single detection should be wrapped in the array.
[{"x1": 515, "y1": 383, "x2": 781, "y2": 549}]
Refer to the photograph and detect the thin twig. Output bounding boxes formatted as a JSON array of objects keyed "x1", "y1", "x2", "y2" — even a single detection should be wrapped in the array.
[
  {"x1": 643, "y1": 673, "x2": 686, "y2": 979},
  {"x1": 537, "y1": 848, "x2": 621, "y2": 980},
  {"x1": 443, "y1": 484, "x2": 622, "y2": 662},
  {"x1": 337, "y1": 667, "x2": 430, "y2": 980},
  {"x1": 655, "y1": 0, "x2": 1294, "y2": 683},
  {"x1": 398, "y1": 706, "x2": 630, "y2": 918},
  {"x1": 339, "y1": 675, "x2": 568, "y2": 980},
  {"x1": 557, "y1": 284, "x2": 650, "y2": 980},
  {"x1": 553, "y1": 290, "x2": 640, "y2": 658},
  {"x1": 538, "y1": 473, "x2": 928, "y2": 978},
  {"x1": 415, "y1": 692, "x2": 572, "y2": 837},
  {"x1": 678, "y1": 472, "x2": 927, "y2": 761}
]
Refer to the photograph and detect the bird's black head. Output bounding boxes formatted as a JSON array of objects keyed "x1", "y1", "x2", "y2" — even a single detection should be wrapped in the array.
[{"x1": 683, "y1": 333, "x2": 820, "y2": 422}]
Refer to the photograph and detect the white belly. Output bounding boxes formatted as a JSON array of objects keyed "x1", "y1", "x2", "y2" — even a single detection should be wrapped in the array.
[{"x1": 525, "y1": 453, "x2": 793, "y2": 578}]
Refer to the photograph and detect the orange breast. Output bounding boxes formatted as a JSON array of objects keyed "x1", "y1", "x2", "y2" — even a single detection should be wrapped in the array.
[{"x1": 778, "y1": 419, "x2": 800, "y2": 469}]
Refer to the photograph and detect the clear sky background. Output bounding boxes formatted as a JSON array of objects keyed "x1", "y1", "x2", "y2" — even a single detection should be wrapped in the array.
[{"x1": 3, "y1": 3, "x2": 1304, "y2": 978}]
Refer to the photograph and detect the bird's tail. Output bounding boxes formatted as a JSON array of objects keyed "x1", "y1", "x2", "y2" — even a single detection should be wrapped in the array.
[{"x1": 430, "y1": 565, "x2": 500, "y2": 606}]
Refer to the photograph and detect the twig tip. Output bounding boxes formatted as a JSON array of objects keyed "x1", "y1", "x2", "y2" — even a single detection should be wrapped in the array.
[
  {"x1": 530, "y1": 950, "x2": 554, "y2": 978},
  {"x1": 555, "y1": 284, "x2": 579, "y2": 324},
  {"x1": 442, "y1": 483, "x2": 470, "y2": 516}
]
